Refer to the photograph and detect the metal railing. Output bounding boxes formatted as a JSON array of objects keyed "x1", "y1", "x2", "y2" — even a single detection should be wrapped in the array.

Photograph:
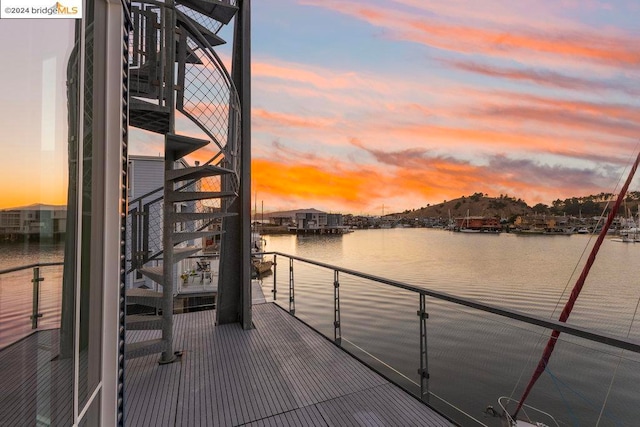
[
  {"x1": 0, "y1": 262, "x2": 65, "y2": 349},
  {"x1": 262, "y1": 251, "x2": 640, "y2": 425}
]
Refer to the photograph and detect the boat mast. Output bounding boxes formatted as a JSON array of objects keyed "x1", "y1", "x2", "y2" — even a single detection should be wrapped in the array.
[{"x1": 513, "y1": 152, "x2": 640, "y2": 419}]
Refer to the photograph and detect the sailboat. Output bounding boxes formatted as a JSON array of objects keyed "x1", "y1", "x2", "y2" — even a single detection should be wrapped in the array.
[
  {"x1": 460, "y1": 209, "x2": 481, "y2": 233},
  {"x1": 612, "y1": 205, "x2": 640, "y2": 243},
  {"x1": 497, "y1": 152, "x2": 640, "y2": 426},
  {"x1": 251, "y1": 198, "x2": 273, "y2": 276}
]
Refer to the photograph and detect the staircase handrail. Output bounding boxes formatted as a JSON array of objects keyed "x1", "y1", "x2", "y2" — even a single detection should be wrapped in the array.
[{"x1": 128, "y1": 185, "x2": 163, "y2": 208}]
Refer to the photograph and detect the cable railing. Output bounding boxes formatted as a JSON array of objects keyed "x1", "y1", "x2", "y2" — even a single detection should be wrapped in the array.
[
  {"x1": 0, "y1": 262, "x2": 65, "y2": 350},
  {"x1": 261, "y1": 251, "x2": 640, "y2": 426},
  {"x1": 127, "y1": 175, "x2": 225, "y2": 272}
]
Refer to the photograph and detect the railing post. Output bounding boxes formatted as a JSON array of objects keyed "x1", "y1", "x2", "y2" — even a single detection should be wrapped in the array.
[
  {"x1": 131, "y1": 207, "x2": 139, "y2": 269},
  {"x1": 334, "y1": 270, "x2": 341, "y2": 345},
  {"x1": 142, "y1": 203, "x2": 150, "y2": 263},
  {"x1": 30, "y1": 267, "x2": 44, "y2": 329},
  {"x1": 272, "y1": 254, "x2": 277, "y2": 301},
  {"x1": 288, "y1": 258, "x2": 295, "y2": 315},
  {"x1": 418, "y1": 293, "x2": 429, "y2": 402}
]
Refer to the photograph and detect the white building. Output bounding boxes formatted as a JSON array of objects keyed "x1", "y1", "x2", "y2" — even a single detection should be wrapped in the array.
[{"x1": 0, "y1": 204, "x2": 67, "y2": 240}]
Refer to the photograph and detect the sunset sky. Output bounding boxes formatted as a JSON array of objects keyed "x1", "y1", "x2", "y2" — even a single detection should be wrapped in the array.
[
  {"x1": 1, "y1": 2, "x2": 639, "y2": 214},
  {"x1": 243, "y1": 0, "x2": 640, "y2": 215}
]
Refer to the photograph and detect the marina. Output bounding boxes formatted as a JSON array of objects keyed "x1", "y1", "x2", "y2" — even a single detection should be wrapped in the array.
[
  {"x1": 2, "y1": 227, "x2": 640, "y2": 425},
  {"x1": 1, "y1": 0, "x2": 639, "y2": 423}
]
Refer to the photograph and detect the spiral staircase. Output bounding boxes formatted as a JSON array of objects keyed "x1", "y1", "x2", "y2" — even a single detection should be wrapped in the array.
[{"x1": 124, "y1": 0, "x2": 241, "y2": 363}]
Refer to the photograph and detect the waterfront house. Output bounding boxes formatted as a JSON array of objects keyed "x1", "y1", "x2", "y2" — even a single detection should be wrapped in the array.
[
  {"x1": 0, "y1": 204, "x2": 67, "y2": 241},
  {"x1": 455, "y1": 215, "x2": 501, "y2": 232},
  {"x1": 290, "y1": 209, "x2": 348, "y2": 234}
]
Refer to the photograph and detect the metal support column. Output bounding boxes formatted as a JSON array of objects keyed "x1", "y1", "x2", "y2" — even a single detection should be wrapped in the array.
[
  {"x1": 334, "y1": 270, "x2": 341, "y2": 345},
  {"x1": 160, "y1": 0, "x2": 178, "y2": 362},
  {"x1": 160, "y1": 146, "x2": 176, "y2": 364},
  {"x1": 217, "y1": 0, "x2": 251, "y2": 328},
  {"x1": 288, "y1": 258, "x2": 295, "y2": 315},
  {"x1": 418, "y1": 293, "x2": 429, "y2": 402}
]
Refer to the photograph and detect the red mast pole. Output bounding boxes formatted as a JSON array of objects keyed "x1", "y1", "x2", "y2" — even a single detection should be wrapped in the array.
[{"x1": 513, "y1": 152, "x2": 640, "y2": 419}]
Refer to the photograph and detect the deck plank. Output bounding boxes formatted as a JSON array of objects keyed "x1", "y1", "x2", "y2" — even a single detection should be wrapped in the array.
[
  {"x1": 125, "y1": 302, "x2": 452, "y2": 426},
  {"x1": 0, "y1": 330, "x2": 74, "y2": 426},
  {"x1": 0, "y1": 302, "x2": 451, "y2": 426}
]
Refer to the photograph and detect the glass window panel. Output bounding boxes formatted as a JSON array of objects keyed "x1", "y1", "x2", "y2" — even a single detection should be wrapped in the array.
[{"x1": 0, "y1": 18, "x2": 77, "y2": 427}]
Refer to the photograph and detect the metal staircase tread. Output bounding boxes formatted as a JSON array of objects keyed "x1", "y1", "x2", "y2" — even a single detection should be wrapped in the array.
[
  {"x1": 170, "y1": 211, "x2": 236, "y2": 223},
  {"x1": 126, "y1": 287, "x2": 162, "y2": 299},
  {"x1": 172, "y1": 231, "x2": 223, "y2": 244},
  {"x1": 173, "y1": 246, "x2": 202, "y2": 262},
  {"x1": 177, "y1": 12, "x2": 226, "y2": 47},
  {"x1": 130, "y1": 99, "x2": 170, "y2": 134},
  {"x1": 166, "y1": 164, "x2": 234, "y2": 182},
  {"x1": 126, "y1": 287, "x2": 163, "y2": 310},
  {"x1": 176, "y1": 0, "x2": 238, "y2": 25},
  {"x1": 125, "y1": 339, "x2": 166, "y2": 359},
  {"x1": 181, "y1": 42, "x2": 203, "y2": 64},
  {"x1": 130, "y1": 97, "x2": 169, "y2": 112},
  {"x1": 165, "y1": 133, "x2": 210, "y2": 158},
  {"x1": 167, "y1": 190, "x2": 237, "y2": 203},
  {"x1": 126, "y1": 315, "x2": 164, "y2": 330},
  {"x1": 137, "y1": 266, "x2": 164, "y2": 285}
]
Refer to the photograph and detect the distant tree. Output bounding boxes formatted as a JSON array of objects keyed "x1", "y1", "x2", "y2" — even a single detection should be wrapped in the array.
[
  {"x1": 581, "y1": 200, "x2": 598, "y2": 216},
  {"x1": 454, "y1": 202, "x2": 461, "y2": 210},
  {"x1": 533, "y1": 203, "x2": 549, "y2": 213},
  {"x1": 470, "y1": 192, "x2": 482, "y2": 202},
  {"x1": 489, "y1": 200, "x2": 506, "y2": 210}
]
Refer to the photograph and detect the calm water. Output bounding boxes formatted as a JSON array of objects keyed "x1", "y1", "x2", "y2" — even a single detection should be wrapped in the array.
[
  {"x1": 264, "y1": 229, "x2": 640, "y2": 426},
  {"x1": 0, "y1": 241, "x2": 65, "y2": 348},
  {"x1": 1, "y1": 234, "x2": 638, "y2": 425}
]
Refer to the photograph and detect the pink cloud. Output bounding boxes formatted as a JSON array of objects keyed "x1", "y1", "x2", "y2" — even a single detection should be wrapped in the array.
[{"x1": 302, "y1": 0, "x2": 640, "y2": 68}]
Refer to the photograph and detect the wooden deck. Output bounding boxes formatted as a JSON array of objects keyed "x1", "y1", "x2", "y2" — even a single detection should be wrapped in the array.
[{"x1": 125, "y1": 286, "x2": 452, "y2": 426}]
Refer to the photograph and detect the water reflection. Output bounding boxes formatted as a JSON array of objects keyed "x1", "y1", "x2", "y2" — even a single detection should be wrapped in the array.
[{"x1": 266, "y1": 229, "x2": 640, "y2": 425}]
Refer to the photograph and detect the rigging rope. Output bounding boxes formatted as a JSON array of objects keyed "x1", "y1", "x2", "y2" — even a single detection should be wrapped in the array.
[
  {"x1": 513, "y1": 151, "x2": 640, "y2": 419},
  {"x1": 596, "y1": 294, "x2": 640, "y2": 426},
  {"x1": 545, "y1": 366, "x2": 580, "y2": 427},
  {"x1": 510, "y1": 185, "x2": 620, "y2": 402}
]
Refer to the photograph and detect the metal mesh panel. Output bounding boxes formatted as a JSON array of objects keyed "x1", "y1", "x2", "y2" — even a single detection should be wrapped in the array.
[
  {"x1": 176, "y1": 4, "x2": 223, "y2": 35},
  {"x1": 182, "y1": 37, "x2": 234, "y2": 151},
  {"x1": 144, "y1": 197, "x2": 164, "y2": 260}
]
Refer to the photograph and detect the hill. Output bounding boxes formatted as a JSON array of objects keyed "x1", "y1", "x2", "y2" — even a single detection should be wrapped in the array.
[{"x1": 394, "y1": 193, "x2": 532, "y2": 220}]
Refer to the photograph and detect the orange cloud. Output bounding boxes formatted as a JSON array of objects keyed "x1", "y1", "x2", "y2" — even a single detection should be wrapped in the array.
[
  {"x1": 253, "y1": 157, "x2": 386, "y2": 212},
  {"x1": 253, "y1": 60, "x2": 394, "y2": 94},
  {"x1": 251, "y1": 139, "x2": 625, "y2": 214},
  {"x1": 253, "y1": 108, "x2": 337, "y2": 130}
]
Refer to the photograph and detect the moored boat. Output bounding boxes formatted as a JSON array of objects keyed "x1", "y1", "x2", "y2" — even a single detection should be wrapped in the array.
[{"x1": 252, "y1": 258, "x2": 273, "y2": 275}]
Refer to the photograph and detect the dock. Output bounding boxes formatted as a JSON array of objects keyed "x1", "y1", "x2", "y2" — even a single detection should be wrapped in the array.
[{"x1": 124, "y1": 284, "x2": 452, "y2": 426}]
